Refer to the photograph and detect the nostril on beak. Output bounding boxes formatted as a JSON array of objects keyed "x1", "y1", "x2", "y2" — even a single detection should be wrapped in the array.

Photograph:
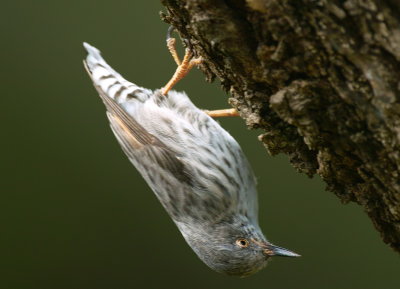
[{"x1": 264, "y1": 245, "x2": 301, "y2": 257}]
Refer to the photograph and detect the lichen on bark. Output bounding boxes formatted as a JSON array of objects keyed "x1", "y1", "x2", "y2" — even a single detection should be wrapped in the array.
[{"x1": 160, "y1": 0, "x2": 400, "y2": 253}]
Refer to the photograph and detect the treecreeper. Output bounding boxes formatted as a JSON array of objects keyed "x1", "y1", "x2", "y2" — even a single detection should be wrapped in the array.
[{"x1": 83, "y1": 37, "x2": 299, "y2": 277}]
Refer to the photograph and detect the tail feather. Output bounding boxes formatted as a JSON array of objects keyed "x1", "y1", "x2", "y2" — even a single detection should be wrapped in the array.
[
  {"x1": 83, "y1": 42, "x2": 122, "y2": 79},
  {"x1": 83, "y1": 42, "x2": 151, "y2": 103}
]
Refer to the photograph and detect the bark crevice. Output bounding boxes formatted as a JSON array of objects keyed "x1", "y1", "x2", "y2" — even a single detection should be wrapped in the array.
[{"x1": 160, "y1": 0, "x2": 400, "y2": 253}]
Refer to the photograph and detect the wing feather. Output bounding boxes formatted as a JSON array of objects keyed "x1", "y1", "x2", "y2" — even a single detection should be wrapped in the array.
[{"x1": 84, "y1": 60, "x2": 193, "y2": 185}]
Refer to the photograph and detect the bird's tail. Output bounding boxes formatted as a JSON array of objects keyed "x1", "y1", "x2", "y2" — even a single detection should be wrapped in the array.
[
  {"x1": 83, "y1": 42, "x2": 122, "y2": 80},
  {"x1": 83, "y1": 42, "x2": 150, "y2": 103}
]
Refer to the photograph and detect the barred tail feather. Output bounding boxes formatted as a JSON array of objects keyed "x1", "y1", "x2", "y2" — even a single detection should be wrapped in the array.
[
  {"x1": 83, "y1": 42, "x2": 150, "y2": 103},
  {"x1": 83, "y1": 42, "x2": 122, "y2": 82}
]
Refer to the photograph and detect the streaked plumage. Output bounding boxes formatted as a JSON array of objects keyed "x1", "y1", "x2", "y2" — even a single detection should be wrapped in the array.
[{"x1": 83, "y1": 42, "x2": 299, "y2": 277}]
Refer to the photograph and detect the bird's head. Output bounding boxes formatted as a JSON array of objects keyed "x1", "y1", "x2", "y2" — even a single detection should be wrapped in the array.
[{"x1": 178, "y1": 219, "x2": 300, "y2": 277}]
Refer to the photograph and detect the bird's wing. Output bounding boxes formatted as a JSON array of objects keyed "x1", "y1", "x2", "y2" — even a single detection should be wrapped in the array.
[
  {"x1": 84, "y1": 60, "x2": 193, "y2": 186},
  {"x1": 83, "y1": 43, "x2": 258, "y2": 224}
]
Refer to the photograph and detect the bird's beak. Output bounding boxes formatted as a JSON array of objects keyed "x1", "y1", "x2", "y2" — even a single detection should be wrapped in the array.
[{"x1": 264, "y1": 244, "x2": 301, "y2": 257}]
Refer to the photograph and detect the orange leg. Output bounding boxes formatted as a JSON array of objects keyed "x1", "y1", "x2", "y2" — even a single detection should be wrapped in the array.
[
  {"x1": 166, "y1": 37, "x2": 181, "y2": 66},
  {"x1": 162, "y1": 28, "x2": 239, "y2": 118},
  {"x1": 162, "y1": 48, "x2": 202, "y2": 96},
  {"x1": 205, "y1": 108, "x2": 239, "y2": 117}
]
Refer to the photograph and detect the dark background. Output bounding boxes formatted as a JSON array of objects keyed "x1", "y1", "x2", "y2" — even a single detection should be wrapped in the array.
[{"x1": 2, "y1": 1, "x2": 398, "y2": 288}]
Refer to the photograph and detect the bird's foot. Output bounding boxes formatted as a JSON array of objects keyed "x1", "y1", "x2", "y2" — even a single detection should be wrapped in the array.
[
  {"x1": 162, "y1": 27, "x2": 239, "y2": 118},
  {"x1": 162, "y1": 27, "x2": 203, "y2": 95}
]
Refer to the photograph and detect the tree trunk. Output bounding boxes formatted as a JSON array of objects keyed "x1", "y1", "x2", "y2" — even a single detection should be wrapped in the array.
[{"x1": 160, "y1": 0, "x2": 400, "y2": 253}]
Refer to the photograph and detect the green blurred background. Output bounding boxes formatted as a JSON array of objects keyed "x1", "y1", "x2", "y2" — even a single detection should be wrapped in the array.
[{"x1": 2, "y1": 1, "x2": 398, "y2": 288}]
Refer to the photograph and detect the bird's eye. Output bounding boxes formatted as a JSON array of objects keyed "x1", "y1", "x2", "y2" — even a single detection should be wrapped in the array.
[{"x1": 236, "y1": 238, "x2": 249, "y2": 248}]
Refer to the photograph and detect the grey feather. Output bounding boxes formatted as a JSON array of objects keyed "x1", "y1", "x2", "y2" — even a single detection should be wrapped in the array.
[{"x1": 83, "y1": 42, "x2": 299, "y2": 277}]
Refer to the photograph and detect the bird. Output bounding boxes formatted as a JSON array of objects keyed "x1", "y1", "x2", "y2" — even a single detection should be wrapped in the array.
[{"x1": 83, "y1": 39, "x2": 299, "y2": 277}]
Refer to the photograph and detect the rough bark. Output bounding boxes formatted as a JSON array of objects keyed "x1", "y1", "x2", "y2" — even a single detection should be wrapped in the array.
[{"x1": 160, "y1": 0, "x2": 400, "y2": 253}]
